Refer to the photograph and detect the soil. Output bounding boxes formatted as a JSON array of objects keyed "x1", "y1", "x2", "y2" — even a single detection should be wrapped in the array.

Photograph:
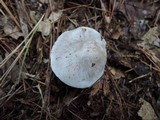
[{"x1": 0, "y1": 0, "x2": 160, "y2": 120}]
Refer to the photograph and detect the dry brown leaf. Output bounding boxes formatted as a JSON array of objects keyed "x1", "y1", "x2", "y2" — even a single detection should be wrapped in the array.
[
  {"x1": 138, "y1": 27, "x2": 160, "y2": 48},
  {"x1": 4, "y1": 19, "x2": 23, "y2": 39},
  {"x1": 138, "y1": 98, "x2": 158, "y2": 120},
  {"x1": 15, "y1": 0, "x2": 28, "y2": 38}
]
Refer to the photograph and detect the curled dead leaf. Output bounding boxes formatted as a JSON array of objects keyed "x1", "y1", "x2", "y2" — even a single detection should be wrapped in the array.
[{"x1": 38, "y1": 19, "x2": 51, "y2": 36}]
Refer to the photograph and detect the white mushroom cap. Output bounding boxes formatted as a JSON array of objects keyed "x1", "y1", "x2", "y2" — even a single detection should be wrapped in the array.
[{"x1": 50, "y1": 27, "x2": 107, "y2": 88}]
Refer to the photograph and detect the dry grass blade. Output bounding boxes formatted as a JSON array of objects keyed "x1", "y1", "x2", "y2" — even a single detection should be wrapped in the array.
[
  {"x1": 142, "y1": 49, "x2": 160, "y2": 71},
  {"x1": 0, "y1": 15, "x2": 43, "y2": 68},
  {"x1": 17, "y1": 27, "x2": 36, "y2": 82},
  {"x1": 67, "y1": 109, "x2": 83, "y2": 120},
  {"x1": 0, "y1": 85, "x2": 22, "y2": 107},
  {"x1": 0, "y1": 8, "x2": 7, "y2": 17},
  {"x1": 0, "y1": 40, "x2": 26, "y2": 67},
  {"x1": 0, "y1": 0, "x2": 21, "y2": 29},
  {"x1": 129, "y1": 72, "x2": 151, "y2": 83},
  {"x1": 0, "y1": 15, "x2": 44, "y2": 87}
]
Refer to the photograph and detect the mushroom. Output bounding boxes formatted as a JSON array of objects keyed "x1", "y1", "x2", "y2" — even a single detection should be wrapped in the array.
[{"x1": 50, "y1": 27, "x2": 107, "y2": 88}]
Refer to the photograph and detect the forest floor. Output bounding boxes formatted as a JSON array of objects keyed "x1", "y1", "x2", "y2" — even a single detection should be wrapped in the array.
[{"x1": 0, "y1": 0, "x2": 160, "y2": 120}]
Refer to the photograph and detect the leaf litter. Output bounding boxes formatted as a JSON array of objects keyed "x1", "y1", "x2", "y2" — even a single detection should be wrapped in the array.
[
  {"x1": 138, "y1": 98, "x2": 158, "y2": 120},
  {"x1": 0, "y1": 0, "x2": 160, "y2": 120}
]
